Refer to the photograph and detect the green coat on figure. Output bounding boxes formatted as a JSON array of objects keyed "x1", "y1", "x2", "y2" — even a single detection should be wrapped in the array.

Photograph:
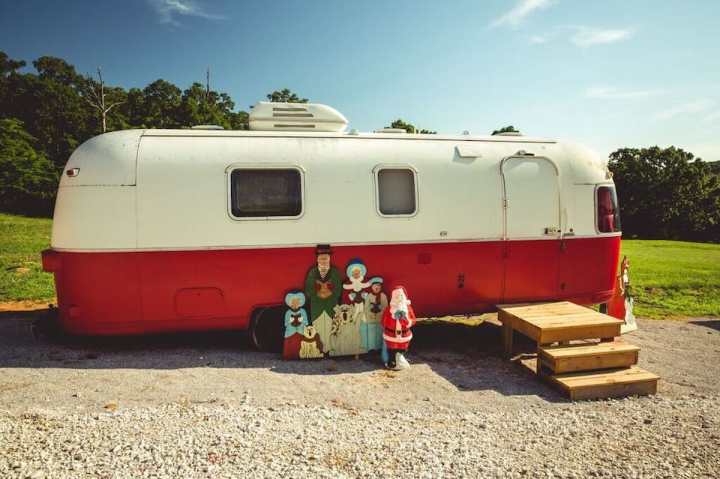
[{"x1": 304, "y1": 265, "x2": 342, "y2": 323}]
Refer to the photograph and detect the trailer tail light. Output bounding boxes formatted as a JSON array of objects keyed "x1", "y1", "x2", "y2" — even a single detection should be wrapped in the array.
[{"x1": 597, "y1": 186, "x2": 621, "y2": 233}]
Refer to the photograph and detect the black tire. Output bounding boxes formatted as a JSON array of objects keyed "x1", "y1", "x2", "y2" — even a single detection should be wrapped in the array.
[
  {"x1": 249, "y1": 306, "x2": 285, "y2": 353},
  {"x1": 31, "y1": 304, "x2": 62, "y2": 340}
]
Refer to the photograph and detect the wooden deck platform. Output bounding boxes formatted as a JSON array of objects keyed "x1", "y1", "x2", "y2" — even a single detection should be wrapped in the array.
[{"x1": 498, "y1": 301, "x2": 623, "y2": 356}]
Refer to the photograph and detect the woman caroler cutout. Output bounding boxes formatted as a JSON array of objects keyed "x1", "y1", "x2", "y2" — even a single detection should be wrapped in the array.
[
  {"x1": 342, "y1": 259, "x2": 371, "y2": 317},
  {"x1": 382, "y1": 286, "x2": 416, "y2": 370},
  {"x1": 283, "y1": 291, "x2": 321, "y2": 360}
]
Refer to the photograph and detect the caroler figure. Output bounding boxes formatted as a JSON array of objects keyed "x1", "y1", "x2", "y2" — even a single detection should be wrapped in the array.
[{"x1": 382, "y1": 286, "x2": 416, "y2": 370}]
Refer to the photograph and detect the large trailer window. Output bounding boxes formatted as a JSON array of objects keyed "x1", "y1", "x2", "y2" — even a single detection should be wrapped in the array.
[
  {"x1": 377, "y1": 168, "x2": 417, "y2": 216},
  {"x1": 596, "y1": 185, "x2": 621, "y2": 233},
  {"x1": 230, "y1": 168, "x2": 302, "y2": 218}
]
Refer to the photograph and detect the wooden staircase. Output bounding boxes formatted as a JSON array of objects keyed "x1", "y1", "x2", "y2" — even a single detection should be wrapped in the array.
[{"x1": 498, "y1": 301, "x2": 659, "y2": 400}]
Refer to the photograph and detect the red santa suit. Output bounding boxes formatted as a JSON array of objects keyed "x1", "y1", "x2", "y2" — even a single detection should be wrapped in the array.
[{"x1": 382, "y1": 286, "x2": 416, "y2": 351}]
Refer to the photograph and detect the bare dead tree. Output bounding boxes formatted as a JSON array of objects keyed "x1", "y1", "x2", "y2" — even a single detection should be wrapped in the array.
[{"x1": 83, "y1": 67, "x2": 124, "y2": 133}]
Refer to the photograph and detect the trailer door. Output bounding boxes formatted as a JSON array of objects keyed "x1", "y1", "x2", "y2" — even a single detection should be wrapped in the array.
[{"x1": 501, "y1": 156, "x2": 560, "y2": 301}]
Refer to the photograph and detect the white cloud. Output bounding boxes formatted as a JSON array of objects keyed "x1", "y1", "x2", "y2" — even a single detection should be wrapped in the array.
[
  {"x1": 570, "y1": 27, "x2": 634, "y2": 47},
  {"x1": 491, "y1": 0, "x2": 556, "y2": 28},
  {"x1": 148, "y1": 0, "x2": 226, "y2": 26},
  {"x1": 529, "y1": 35, "x2": 548, "y2": 44},
  {"x1": 655, "y1": 99, "x2": 715, "y2": 121},
  {"x1": 585, "y1": 86, "x2": 664, "y2": 100}
]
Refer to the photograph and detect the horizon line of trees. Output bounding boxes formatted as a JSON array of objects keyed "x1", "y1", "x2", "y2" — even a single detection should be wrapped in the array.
[{"x1": 1, "y1": 51, "x2": 718, "y2": 241}]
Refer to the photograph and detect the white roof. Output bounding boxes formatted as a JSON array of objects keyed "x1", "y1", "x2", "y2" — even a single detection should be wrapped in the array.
[{"x1": 140, "y1": 128, "x2": 557, "y2": 143}]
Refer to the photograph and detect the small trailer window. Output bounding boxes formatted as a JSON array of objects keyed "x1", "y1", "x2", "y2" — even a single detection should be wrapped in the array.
[
  {"x1": 230, "y1": 168, "x2": 302, "y2": 218},
  {"x1": 596, "y1": 186, "x2": 621, "y2": 233},
  {"x1": 377, "y1": 168, "x2": 417, "y2": 216}
]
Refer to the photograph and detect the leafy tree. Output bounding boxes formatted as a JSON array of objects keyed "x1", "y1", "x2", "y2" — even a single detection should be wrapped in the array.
[
  {"x1": 609, "y1": 146, "x2": 720, "y2": 242},
  {"x1": 0, "y1": 119, "x2": 59, "y2": 215},
  {"x1": 0, "y1": 51, "x2": 25, "y2": 77},
  {"x1": 709, "y1": 161, "x2": 720, "y2": 176},
  {"x1": 141, "y1": 79, "x2": 182, "y2": 128},
  {"x1": 387, "y1": 119, "x2": 436, "y2": 134},
  {"x1": 33, "y1": 56, "x2": 83, "y2": 87},
  {"x1": 492, "y1": 125, "x2": 520, "y2": 135},
  {"x1": 266, "y1": 88, "x2": 308, "y2": 103}
]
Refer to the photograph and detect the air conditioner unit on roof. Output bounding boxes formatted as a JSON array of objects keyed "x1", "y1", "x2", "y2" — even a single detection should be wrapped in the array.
[{"x1": 249, "y1": 102, "x2": 348, "y2": 132}]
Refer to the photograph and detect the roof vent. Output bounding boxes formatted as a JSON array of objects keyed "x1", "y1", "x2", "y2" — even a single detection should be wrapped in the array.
[
  {"x1": 249, "y1": 102, "x2": 348, "y2": 132},
  {"x1": 191, "y1": 125, "x2": 224, "y2": 130},
  {"x1": 373, "y1": 128, "x2": 407, "y2": 134}
]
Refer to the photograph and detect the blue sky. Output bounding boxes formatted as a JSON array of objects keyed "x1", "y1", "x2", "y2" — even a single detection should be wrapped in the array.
[{"x1": 1, "y1": 0, "x2": 719, "y2": 160}]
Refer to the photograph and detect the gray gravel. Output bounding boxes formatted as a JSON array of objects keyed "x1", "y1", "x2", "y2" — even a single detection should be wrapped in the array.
[{"x1": 0, "y1": 313, "x2": 719, "y2": 478}]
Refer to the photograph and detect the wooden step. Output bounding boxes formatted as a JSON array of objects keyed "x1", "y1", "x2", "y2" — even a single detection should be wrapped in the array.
[
  {"x1": 498, "y1": 301, "x2": 623, "y2": 344},
  {"x1": 539, "y1": 341, "x2": 640, "y2": 374},
  {"x1": 544, "y1": 366, "x2": 659, "y2": 401}
]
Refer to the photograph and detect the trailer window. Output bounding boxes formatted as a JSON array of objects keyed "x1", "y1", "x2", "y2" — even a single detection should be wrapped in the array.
[
  {"x1": 596, "y1": 186, "x2": 621, "y2": 233},
  {"x1": 377, "y1": 168, "x2": 417, "y2": 216},
  {"x1": 230, "y1": 169, "x2": 302, "y2": 218}
]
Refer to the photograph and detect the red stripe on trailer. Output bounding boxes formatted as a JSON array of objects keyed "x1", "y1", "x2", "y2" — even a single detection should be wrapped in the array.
[{"x1": 44, "y1": 236, "x2": 620, "y2": 336}]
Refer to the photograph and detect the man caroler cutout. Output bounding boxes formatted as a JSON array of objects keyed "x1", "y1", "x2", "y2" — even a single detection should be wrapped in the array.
[
  {"x1": 382, "y1": 286, "x2": 416, "y2": 370},
  {"x1": 304, "y1": 244, "x2": 341, "y2": 354}
]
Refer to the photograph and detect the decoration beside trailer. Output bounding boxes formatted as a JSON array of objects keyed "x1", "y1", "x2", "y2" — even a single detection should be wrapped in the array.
[
  {"x1": 383, "y1": 286, "x2": 416, "y2": 370},
  {"x1": 605, "y1": 256, "x2": 637, "y2": 333},
  {"x1": 284, "y1": 253, "x2": 389, "y2": 360},
  {"x1": 303, "y1": 245, "x2": 342, "y2": 354},
  {"x1": 363, "y1": 277, "x2": 387, "y2": 352}
]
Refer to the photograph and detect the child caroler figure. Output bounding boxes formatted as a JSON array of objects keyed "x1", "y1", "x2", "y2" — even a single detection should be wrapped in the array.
[
  {"x1": 342, "y1": 259, "x2": 371, "y2": 316},
  {"x1": 363, "y1": 277, "x2": 387, "y2": 352},
  {"x1": 282, "y1": 291, "x2": 309, "y2": 360},
  {"x1": 382, "y1": 286, "x2": 416, "y2": 370}
]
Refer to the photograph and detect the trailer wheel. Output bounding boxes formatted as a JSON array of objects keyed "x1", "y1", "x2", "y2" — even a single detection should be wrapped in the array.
[{"x1": 249, "y1": 306, "x2": 284, "y2": 353}]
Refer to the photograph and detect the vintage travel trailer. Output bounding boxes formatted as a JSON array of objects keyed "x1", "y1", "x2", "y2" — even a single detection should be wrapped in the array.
[{"x1": 42, "y1": 102, "x2": 622, "y2": 349}]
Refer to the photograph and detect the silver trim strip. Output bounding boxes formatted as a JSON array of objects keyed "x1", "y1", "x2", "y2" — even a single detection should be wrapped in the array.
[{"x1": 50, "y1": 234, "x2": 620, "y2": 253}]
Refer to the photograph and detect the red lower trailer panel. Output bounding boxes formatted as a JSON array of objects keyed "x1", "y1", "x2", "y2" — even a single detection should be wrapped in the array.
[{"x1": 42, "y1": 236, "x2": 620, "y2": 335}]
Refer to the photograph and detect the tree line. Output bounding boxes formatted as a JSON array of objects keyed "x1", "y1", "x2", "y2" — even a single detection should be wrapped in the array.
[{"x1": 0, "y1": 51, "x2": 718, "y2": 241}]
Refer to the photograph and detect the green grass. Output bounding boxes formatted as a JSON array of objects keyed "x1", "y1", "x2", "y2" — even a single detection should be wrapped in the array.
[
  {"x1": 621, "y1": 240, "x2": 720, "y2": 319},
  {"x1": 0, "y1": 213, "x2": 718, "y2": 318},
  {"x1": 0, "y1": 213, "x2": 55, "y2": 302}
]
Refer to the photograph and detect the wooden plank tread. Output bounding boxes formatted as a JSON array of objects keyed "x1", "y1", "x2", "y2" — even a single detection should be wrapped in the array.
[
  {"x1": 552, "y1": 367, "x2": 658, "y2": 389},
  {"x1": 540, "y1": 341, "x2": 640, "y2": 360}
]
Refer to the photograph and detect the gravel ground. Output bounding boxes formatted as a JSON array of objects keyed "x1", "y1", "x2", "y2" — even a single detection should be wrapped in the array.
[{"x1": 0, "y1": 310, "x2": 719, "y2": 478}]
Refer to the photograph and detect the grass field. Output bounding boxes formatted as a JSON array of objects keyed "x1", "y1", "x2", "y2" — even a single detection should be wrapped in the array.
[
  {"x1": 620, "y1": 240, "x2": 720, "y2": 319},
  {"x1": 0, "y1": 213, "x2": 54, "y2": 302},
  {"x1": 0, "y1": 213, "x2": 718, "y2": 318}
]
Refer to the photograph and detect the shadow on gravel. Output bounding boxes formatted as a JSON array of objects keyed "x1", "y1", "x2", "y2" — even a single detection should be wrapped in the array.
[
  {"x1": 689, "y1": 319, "x2": 720, "y2": 332},
  {"x1": 0, "y1": 308, "x2": 560, "y2": 401}
]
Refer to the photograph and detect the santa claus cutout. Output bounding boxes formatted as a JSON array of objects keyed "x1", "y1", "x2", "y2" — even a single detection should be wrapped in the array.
[{"x1": 382, "y1": 286, "x2": 416, "y2": 370}]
